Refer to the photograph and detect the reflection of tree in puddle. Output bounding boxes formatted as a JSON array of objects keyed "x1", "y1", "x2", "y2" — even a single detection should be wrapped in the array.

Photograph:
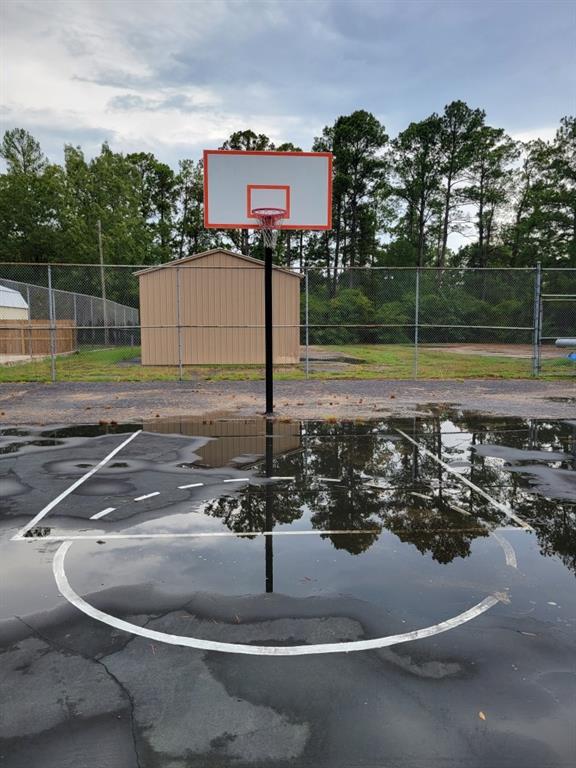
[
  {"x1": 202, "y1": 416, "x2": 576, "y2": 574},
  {"x1": 202, "y1": 492, "x2": 303, "y2": 537},
  {"x1": 381, "y1": 503, "x2": 488, "y2": 564}
]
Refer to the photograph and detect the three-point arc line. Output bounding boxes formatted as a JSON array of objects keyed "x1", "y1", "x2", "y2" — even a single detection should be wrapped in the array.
[{"x1": 52, "y1": 540, "x2": 502, "y2": 656}]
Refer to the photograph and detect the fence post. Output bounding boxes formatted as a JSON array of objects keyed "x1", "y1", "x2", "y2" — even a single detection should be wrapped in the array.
[
  {"x1": 305, "y1": 268, "x2": 309, "y2": 378},
  {"x1": 176, "y1": 266, "x2": 183, "y2": 382},
  {"x1": 26, "y1": 284, "x2": 33, "y2": 359},
  {"x1": 47, "y1": 265, "x2": 56, "y2": 383},
  {"x1": 532, "y1": 261, "x2": 542, "y2": 377},
  {"x1": 413, "y1": 267, "x2": 420, "y2": 379},
  {"x1": 90, "y1": 296, "x2": 95, "y2": 343}
]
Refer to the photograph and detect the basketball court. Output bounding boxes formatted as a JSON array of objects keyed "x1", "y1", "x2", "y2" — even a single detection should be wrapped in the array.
[{"x1": 1, "y1": 151, "x2": 575, "y2": 767}]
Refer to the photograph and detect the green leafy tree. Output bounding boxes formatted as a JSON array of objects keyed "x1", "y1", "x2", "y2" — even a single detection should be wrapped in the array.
[
  {"x1": 126, "y1": 152, "x2": 177, "y2": 261},
  {"x1": 0, "y1": 129, "x2": 65, "y2": 262},
  {"x1": 437, "y1": 101, "x2": 485, "y2": 267},
  {"x1": 313, "y1": 111, "x2": 388, "y2": 290},
  {"x1": 391, "y1": 116, "x2": 443, "y2": 266},
  {"x1": 505, "y1": 117, "x2": 576, "y2": 267},
  {"x1": 0, "y1": 128, "x2": 47, "y2": 175},
  {"x1": 174, "y1": 158, "x2": 217, "y2": 258},
  {"x1": 462, "y1": 127, "x2": 518, "y2": 267}
]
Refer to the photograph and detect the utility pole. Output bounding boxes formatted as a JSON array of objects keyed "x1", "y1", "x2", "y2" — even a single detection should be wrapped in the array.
[{"x1": 97, "y1": 219, "x2": 109, "y2": 345}]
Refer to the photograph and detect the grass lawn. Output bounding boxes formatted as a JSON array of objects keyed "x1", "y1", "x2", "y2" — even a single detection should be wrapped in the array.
[{"x1": 0, "y1": 344, "x2": 573, "y2": 383}]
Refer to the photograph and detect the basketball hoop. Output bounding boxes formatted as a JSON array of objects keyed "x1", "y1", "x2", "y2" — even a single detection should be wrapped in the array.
[{"x1": 251, "y1": 207, "x2": 287, "y2": 249}]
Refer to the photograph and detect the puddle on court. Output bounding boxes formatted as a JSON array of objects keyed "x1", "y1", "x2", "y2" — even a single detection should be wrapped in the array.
[{"x1": 2, "y1": 415, "x2": 576, "y2": 615}]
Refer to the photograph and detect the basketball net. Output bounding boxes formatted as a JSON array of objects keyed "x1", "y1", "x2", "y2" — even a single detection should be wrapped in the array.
[{"x1": 251, "y1": 207, "x2": 286, "y2": 249}]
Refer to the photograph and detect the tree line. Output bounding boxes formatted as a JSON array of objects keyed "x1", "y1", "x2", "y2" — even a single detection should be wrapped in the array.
[{"x1": 0, "y1": 102, "x2": 574, "y2": 275}]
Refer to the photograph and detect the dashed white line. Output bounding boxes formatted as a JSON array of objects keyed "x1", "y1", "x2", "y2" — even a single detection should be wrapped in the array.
[
  {"x1": 270, "y1": 476, "x2": 295, "y2": 481},
  {"x1": 223, "y1": 478, "x2": 250, "y2": 484},
  {"x1": 134, "y1": 492, "x2": 160, "y2": 501},
  {"x1": 12, "y1": 430, "x2": 142, "y2": 541},
  {"x1": 178, "y1": 482, "x2": 204, "y2": 490},
  {"x1": 90, "y1": 507, "x2": 116, "y2": 520},
  {"x1": 318, "y1": 477, "x2": 341, "y2": 483}
]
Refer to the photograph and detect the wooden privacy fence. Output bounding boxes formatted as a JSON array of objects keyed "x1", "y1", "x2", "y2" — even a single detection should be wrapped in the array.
[{"x1": 0, "y1": 320, "x2": 77, "y2": 355}]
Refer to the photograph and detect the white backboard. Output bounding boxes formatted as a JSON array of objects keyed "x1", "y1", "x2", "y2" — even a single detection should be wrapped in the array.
[{"x1": 203, "y1": 150, "x2": 332, "y2": 230}]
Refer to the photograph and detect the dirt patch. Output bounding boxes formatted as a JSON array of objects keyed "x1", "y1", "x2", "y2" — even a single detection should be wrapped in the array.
[
  {"x1": 1, "y1": 379, "x2": 576, "y2": 425},
  {"x1": 421, "y1": 344, "x2": 565, "y2": 359}
]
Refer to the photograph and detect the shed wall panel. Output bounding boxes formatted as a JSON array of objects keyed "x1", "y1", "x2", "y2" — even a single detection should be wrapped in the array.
[
  {"x1": 0, "y1": 307, "x2": 28, "y2": 320},
  {"x1": 139, "y1": 251, "x2": 300, "y2": 365}
]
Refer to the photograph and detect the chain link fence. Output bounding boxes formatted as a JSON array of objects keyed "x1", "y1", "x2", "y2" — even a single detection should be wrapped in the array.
[
  {"x1": 537, "y1": 268, "x2": 576, "y2": 376},
  {"x1": 0, "y1": 262, "x2": 574, "y2": 382}
]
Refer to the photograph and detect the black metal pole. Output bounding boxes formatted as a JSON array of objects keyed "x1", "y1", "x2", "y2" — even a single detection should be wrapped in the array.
[
  {"x1": 264, "y1": 243, "x2": 274, "y2": 415},
  {"x1": 265, "y1": 419, "x2": 274, "y2": 593}
]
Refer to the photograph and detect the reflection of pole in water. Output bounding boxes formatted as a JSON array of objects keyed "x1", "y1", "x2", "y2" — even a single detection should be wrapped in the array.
[
  {"x1": 265, "y1": 419, "x2": 274, "y2": 593},
  {"x1": 412, "y1": 417, "x2": 419, "y2": 482}
]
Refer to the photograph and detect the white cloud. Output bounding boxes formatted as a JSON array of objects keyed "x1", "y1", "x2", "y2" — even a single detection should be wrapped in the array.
[
  {"x1": 511, "y1": 126, "x2": 558, "y2": 144},
  {"x1": 1, "y1": 0, "x2": 572, "y2": 167},
  {"x1": 1, "y1": 0, "x2": 326, "y2": 163}
]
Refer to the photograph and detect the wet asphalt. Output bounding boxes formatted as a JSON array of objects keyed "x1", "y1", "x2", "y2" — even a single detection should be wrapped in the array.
[{"x1": 1, "y1": 415, "x2": 575, "y2": 767}]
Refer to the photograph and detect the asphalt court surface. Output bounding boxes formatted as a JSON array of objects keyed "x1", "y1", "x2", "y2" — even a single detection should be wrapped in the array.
[{"x1": 1, "y1": 415, "x2": 575, "y2": 767}]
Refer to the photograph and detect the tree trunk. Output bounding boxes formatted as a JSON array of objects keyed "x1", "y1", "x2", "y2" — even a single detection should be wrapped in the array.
[
  {"x1": 439, "y1": 163, "x2": 454, "y2": 267},
  {"x1": 477, "y1": 171, "x2": 485, "y2": 268},
  {"x1": 178, "y1": 188, "x2": 189, "y2": 259},
  {"x1": 417, "y1": 193, "x2": 426, "y2": 267}
]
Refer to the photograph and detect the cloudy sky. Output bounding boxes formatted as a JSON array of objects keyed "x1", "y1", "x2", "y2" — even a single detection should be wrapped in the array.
[{"x1": 1, "y1": 0, "x2": 575, "y2": 168}]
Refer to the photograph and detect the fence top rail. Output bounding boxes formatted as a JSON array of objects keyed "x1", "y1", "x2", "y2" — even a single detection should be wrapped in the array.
[{"x1": 2, "y1": 262, "x2": 575, "y2": 272}]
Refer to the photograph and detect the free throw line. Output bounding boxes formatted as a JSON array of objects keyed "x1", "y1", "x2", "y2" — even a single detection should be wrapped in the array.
[
  {"x1": 394, "y1": 429, "x2": 533, "y2": 530},
  {"x1": 53, "y1": 540, "x2": 500, "y2": 656},
  {"x1": 12, "y1": 430, "x2": 142, "y2": 540},
  {"x1": 20, "y1": 529, "x2": 381, "y2": 542}
]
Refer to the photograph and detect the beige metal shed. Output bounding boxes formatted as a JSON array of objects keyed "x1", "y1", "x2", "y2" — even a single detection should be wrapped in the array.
[{"x1": 135, "y1": 249, "x2": 301, "y2": 365}]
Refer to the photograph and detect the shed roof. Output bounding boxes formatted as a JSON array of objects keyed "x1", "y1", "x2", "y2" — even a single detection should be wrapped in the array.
[
  {"x1": 0, "y1": 284, "x2": 29, "y2": 309},
  {"x1": 134, "y1": 248, "x2": 302, "y2": 278}
]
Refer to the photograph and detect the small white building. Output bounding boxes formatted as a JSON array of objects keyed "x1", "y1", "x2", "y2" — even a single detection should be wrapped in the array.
[{"x1": 0, "y1": 285, "x2": 29, "y2": 320}]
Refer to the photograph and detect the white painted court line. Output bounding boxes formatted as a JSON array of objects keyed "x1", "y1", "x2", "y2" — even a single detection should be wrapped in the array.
[
  {"x1": 12, "y1": 430, "x2": 142, "y2": 540},
  {"x1": 394, "y1": 429, "x2": 533, "y2": 531},
  {"x1": 269, "y1": 476, "x2": 295, "y2": 481},
  {"x1": 178, "y1": 482, "x2": 204, "y2": 490},
  {"x1": 21, "y1": 529, "x2": 382, "y2": 542},
  {"x1": 318, "y1": 477, "x2": 341, "y2": 483},
  {"x1": 449, "y1": 503, "x2": 471, "y2": 515},
  {"x1": 53, "y1": 540, "x2": 501, "y2": 656},
  {"x1": 223, "y1": 478, "x2": 249, "y2": 484},
  {"x1": 490, "y1": 532, "x2": 518, "y2": 568},
  {"x1": 90, "y1": 507, "x2": 116, "y2": 521},
  {"x1": 134, "y1": 492, "x2": 160, "y2": 501}
]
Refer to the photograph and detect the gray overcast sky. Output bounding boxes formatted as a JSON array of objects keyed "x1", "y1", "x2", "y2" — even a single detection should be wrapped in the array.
[{"x1": 1, "y1": 0, "x2": 575, "y2": 167}]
